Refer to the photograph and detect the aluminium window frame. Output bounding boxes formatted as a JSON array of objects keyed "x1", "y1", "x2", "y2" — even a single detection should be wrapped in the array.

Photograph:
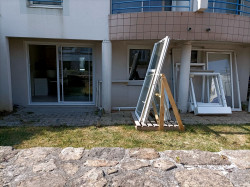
[
  {"x1": 25, "y1": 41, "x2": 95, "y2": 106},
  {"x1": 28, "y1": 0, "x2": 63, "y2": 9},
  {"x1": 127, "y1": 45, "x2": 153, "y2": 82}
]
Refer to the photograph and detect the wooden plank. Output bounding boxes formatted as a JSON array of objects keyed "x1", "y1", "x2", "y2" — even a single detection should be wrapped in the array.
[
  {"x1": 159, "y1": 78, "x2": 165, "y2": 131},
  {"x1": 161, "y1": 74, "x2": 185, "y2": 131},
  {"x1": 152, "y1": 101, "x2": 160, "y2": 125},
  {"x1": 131, "y1": 112, "x2": 141, "y2": 128}
]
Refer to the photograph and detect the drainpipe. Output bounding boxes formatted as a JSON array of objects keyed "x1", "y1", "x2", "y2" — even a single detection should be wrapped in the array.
[
  {"x1": 102, "y1": 40, "x2": 112, "y2": 113},
  {"x1": 177, "y1": 42, "x2": 192, "y2": 113}
]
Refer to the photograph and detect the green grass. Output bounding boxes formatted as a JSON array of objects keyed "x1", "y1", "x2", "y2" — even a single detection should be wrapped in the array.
[{"x1": 0, "y1": 124, "x2": 249, "y2": 151}]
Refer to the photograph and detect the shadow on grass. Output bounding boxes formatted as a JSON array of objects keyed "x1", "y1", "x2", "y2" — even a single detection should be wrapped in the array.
[{"x1": 0, "y1": 124, "x2": 249, "y2": 148}]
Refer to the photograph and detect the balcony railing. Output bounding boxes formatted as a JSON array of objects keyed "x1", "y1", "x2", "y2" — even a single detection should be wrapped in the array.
[
  {"x1": 112, "y1": 0, "x2": 191, "y2": 14},
  {"x1": 207, "y1": 0, "x2": 250, "y2": 16}
]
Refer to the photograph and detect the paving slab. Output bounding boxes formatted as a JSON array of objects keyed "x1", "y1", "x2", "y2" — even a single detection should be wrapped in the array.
[{"x1": 0, "y1": 106, "x2": 249, "y2": 126}]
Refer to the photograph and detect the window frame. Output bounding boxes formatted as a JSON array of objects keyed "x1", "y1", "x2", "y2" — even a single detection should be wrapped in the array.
[
  {"x1": 28, "y1": 0, "x2": 63, "y2": 9},
  {"x1": 127, "y1": 45, "x2": 153, "y2": 81}
]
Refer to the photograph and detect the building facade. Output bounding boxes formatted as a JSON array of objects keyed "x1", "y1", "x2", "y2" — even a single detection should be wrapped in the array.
[{"x1": 0, "y1": 0, "x2": 249, "y2": 113}]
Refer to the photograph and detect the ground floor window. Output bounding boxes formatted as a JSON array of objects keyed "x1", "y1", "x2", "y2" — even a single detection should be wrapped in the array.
[
  {"x1": 128, "y1": 48, "x2": 151, "y2": 80},
  {"x1": 29, "y1": 44, "x2": 93, "y2": 104}
]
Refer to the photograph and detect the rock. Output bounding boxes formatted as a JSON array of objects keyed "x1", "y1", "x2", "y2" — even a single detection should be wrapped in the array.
[
  {"x1": 85, "y1": 159, "x2": 118, "y2": 167},
  {"x1": 228, "y1": 169, "x2": 250, "y2": 187},
  {"x1": 107, "y1": 168, "x2": 118, "y2": 175},
  {"x1": 153, "y1": 159, "x2": 177, "y2": 171},
  {"x1": 121, "y1": 160, "x2": 150, "y2": 170},
  {"x1": 15, "y1": 147, "x2": 57, "y2": 166},
  {"x1": 71, "y1": 168, "x2": 107, "y2": 187},
  {"x1": 221, "y1": 150, "x2": 250, "y2": 169},
  {"x1": 0, "y1": 146, "x2": 17, "y2": 162},
  {"x1": 129, "y1": 148, "x2": 160, "y2": 160},
  {"x1": 165, "y1": 150, "x2": 231, "y2": 165},
  {"x1": 112, "y1": 172, "x2": 163, "y2": 187},
  {"x1": 59, "y1": 147, "x2": 84, "y2": 161},
  {"x1": 175, "y1": 169, "x2": 233, "y2": 187},
  {"x1": 63, "y1": 163, "x2": 79, "y2": 175},
  {"x1": 87, "y1": 147, "x2": 125, "y2": 161},
  {"x1": 33, "y1": 159, "x2": 57, "y2": 173},
  {"x1": 17, "y1": 173, "x2": 66, "y2": 187}
]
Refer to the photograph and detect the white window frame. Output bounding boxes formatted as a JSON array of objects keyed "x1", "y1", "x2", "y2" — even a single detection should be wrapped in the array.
[{"x1": 28, "y1": 0, "x2": 63, "y2": 9}]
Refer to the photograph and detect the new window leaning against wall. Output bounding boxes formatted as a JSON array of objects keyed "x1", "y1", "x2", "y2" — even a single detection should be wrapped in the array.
[{"x1": 128, "y1": 46, "x2": 152, "y2": 81}]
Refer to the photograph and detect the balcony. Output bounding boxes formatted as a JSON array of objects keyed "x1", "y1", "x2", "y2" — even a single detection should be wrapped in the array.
[{"x1": 112, "y1": 0, "x2": 191, "y2": 14}]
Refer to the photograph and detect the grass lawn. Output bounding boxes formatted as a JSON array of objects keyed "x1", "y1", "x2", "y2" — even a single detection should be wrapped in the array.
[{"x1": 0, "y1": 124, "x2": 249, "y2": 152}]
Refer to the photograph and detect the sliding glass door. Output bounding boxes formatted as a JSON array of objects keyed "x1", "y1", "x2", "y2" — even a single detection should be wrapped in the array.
[
  {"x1": 29, "y1": 44, "x2": 93, "y2": 104},
  {"x1": 59, "y1": 47, "x2": 93, "y2": 102}
]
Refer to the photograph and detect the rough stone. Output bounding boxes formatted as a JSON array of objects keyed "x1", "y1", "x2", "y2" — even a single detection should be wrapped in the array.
[
  {"x1": 112, "y1": 172, "x2": 164, "y2": 187},
  {"x1": 228, "y1": 169, "x2": 250, "y2": 187},
  {"x1": 59, "y1": 147, "x2": 84, "y2": 161},
  {"x1": 85, "y1": 159, "x2": 119, "y2": 167},
  {"x1": 165, "y1": 150, "x2": 231, "y2": 165},
  {"x1": 71, "y1": 168, "x2": 107, "y2": 187},
  {"x1": 121, "y1": 160, "x2": 150, "y2": 170},
  {"x1": 0, "y1": 146, "x2": 17, "y2": 162},
  {"x1": 33, "y1": 159, "x2": 57, "y2": 172},
  {"x1": 175, "y1": 169, "x2": 233, "y2": 187},
  {"x1": 221, "y1": 150, "x2": 250, "y2": 169},
  {"x1": 87, "y1": 147, "x2": 125, "y2": 161},
  {"x1": 15, "y1": 147, "x2": 57, "y2": 166},
  {"x1": 17, "y1": 173, "x2": 66, "y2": 187},
  {"x1": 153, "y1": 159, "x2": 177, "y2": 171},
  {"x1": 0, "y1": 146, "x2": 249, "y2": 186},
  {"x1": 63, "y1": 163, "x2": 79, "y2": 176},
  {"x1": 107, "y1": 168, "x2": 118, "y2": 175},
  {"x1": 129, "y1": 148, "x2": 160, "y2": 160}
]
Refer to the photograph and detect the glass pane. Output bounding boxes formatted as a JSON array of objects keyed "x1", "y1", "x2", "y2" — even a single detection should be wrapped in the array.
[
  {"x1": 60, "y1": 47, "x2": 93, "y2": 102},
  {"x1": 207, "y1": 53, "x2": 232, "y2": 106},
  {"x1": 129, "y1": 49, "x2": 151, "y2": 80},
  {"x1": 209, "y1": 77, "x2": 220, "y2": 103},
  {"x1": 29, "y1": 45, "x2": 58, "y2": 102}
]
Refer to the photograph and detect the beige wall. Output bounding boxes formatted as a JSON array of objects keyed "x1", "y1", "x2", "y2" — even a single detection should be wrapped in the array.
[
  {"x1": 111, "y1": 40, "x2": 173, "y2": 107},
  {"x1": 111, "y1": 40, "x2": 250, "y2": 108},
  {"x1": 8, "y1": 38, "x2": 250, "y2": 108}
]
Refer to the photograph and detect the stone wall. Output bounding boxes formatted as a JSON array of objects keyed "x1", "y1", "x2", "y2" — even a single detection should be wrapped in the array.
[{"x1": 0, "y1": 146, "x2": 249, "y2": 186}]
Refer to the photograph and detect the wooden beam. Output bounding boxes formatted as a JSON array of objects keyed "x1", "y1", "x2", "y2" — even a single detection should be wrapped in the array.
[
  {"x1": 159, "y1": 78, "x2": 165, "y2": 131},
  {"x1": 161, "y1": 74, "x2": 185, "y2": 131},
  {"x1": 152, "y1": 101, "x2": 160, "y2": 125}
]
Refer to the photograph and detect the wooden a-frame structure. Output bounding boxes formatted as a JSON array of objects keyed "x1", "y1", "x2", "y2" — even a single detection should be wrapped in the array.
[{"x1": 132, "y1": 74, "x2": 184, "y2": 132}]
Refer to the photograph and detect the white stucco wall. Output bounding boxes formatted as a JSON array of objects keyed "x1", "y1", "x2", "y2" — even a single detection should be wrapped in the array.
[
  {"x1": 0, "y1": 0, "x2": 110, "y2": 40},
  {"x1": 0, "y1": 0, "x2": 109, "y2": 110}
]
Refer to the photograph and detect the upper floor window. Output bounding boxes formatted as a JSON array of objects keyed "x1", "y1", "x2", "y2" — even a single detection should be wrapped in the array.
[{"x1": 28, "y1": 0, "x2": 63, "y2": 8}]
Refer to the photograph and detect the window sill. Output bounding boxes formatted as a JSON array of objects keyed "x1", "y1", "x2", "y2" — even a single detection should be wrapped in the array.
[
  {"x1": 111, "y1": 80, "x2": 144, "y2": 86},
  {"x1": 28, "y1": 5, "x2": 63, "y2": 9}
]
